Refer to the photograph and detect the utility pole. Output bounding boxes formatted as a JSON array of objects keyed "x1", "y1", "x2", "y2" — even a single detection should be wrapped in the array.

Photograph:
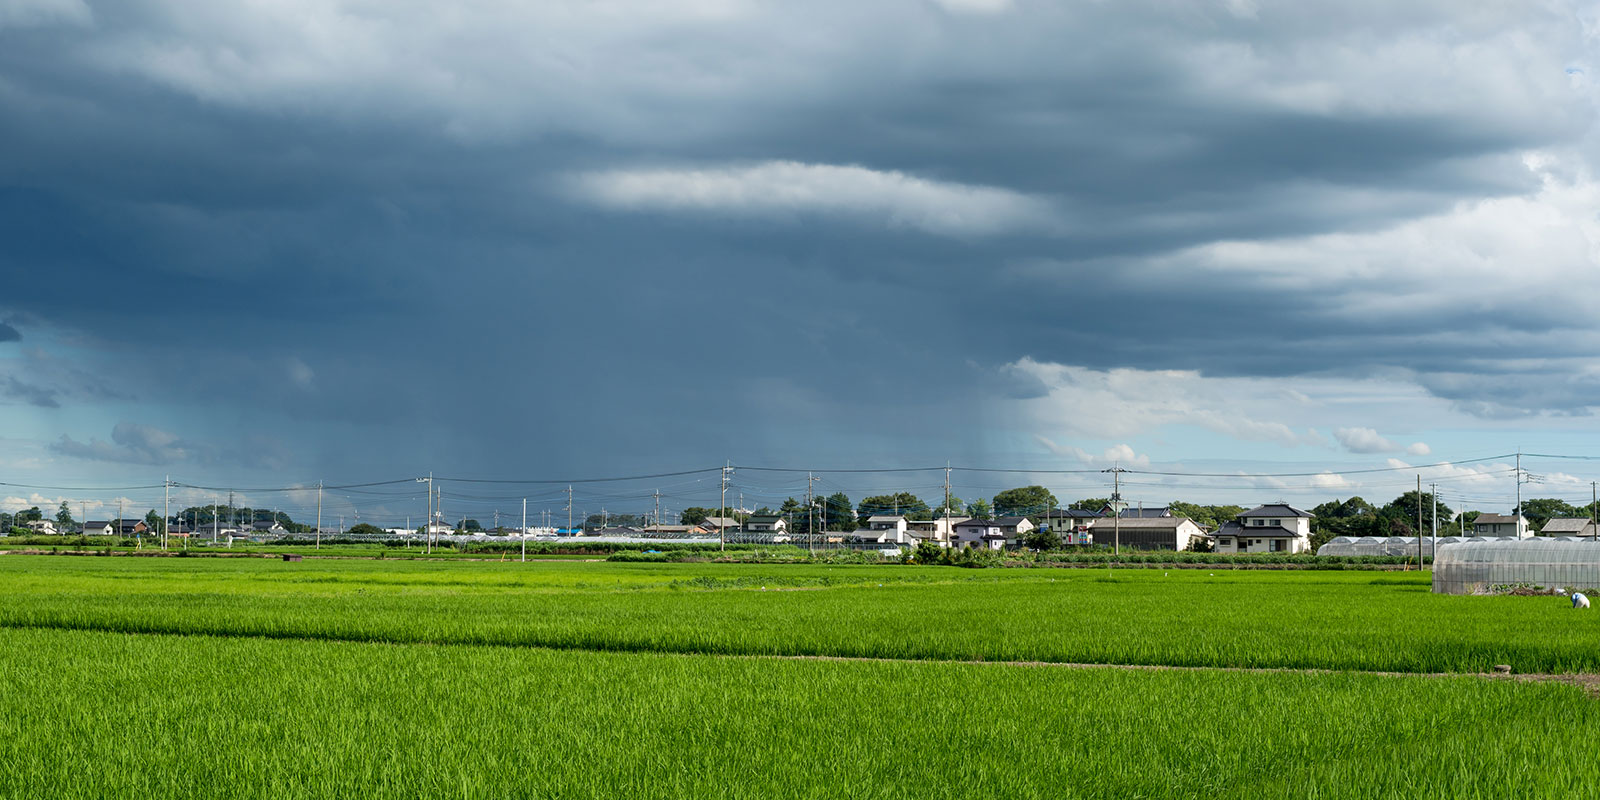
[
  {"x1": 1416, "y1": 474, "x2": 1422, "y2": 568},
  {"x1": 654, "y1": 490, "x2": 661, "y2": 533},
  {"x1": 1593, "y1": 481, "x2": 1597, "y2": 542},
  {"x1": 807, "y1": 471, "x2": 816, "y2": 558},
  {"x1": 163, "y1": 475, "x2": 170, "y2": 551},
  {"x1": 1430, "y1": 482, "x2": 1437, "y2": 566},
  {"x1": 316, "y1": 481, "x2": 323, "y2": 550},
  {"x1": 719, "y1": 462, "x2": 732, "y2": 552},
  {"x1": 522, "y1": 498, "x2": 527, "y2": 563},
  {"x1": 1102, "y1": 467, "x2": 1127, "y2": 557},
  {"x1": 1515, "y1": 450, "x2": 1522, "y2": 526},
  {"x1": 417, "y1": 474, "x2": 433, "y2": 554},
  {"x1": 566, "y1": 485, "x2": 574, "y2": 536},
  {"x1": 944, "y1": 462, "x2": 952, "y2": 546},
  {"x1": 212, "y1": 502, "x2": 218, "y2": 543}
]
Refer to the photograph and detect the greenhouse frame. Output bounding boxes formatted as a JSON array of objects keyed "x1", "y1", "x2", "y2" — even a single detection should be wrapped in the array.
[
  {"x1": 1316, "y1": 536, "x2": 1502, "y2": 558},
  {"x1": 1431, "y1": 538, "x2": 1600, "y2": 595}
]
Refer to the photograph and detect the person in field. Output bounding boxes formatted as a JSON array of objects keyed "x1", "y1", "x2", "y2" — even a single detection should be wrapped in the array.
[{"x1": 1571, "y1": 591, "x2": 1590, "y2": 609}]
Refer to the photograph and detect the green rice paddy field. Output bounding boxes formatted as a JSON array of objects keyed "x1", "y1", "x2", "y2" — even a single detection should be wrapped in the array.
[{"x1": 1, "y1": 557, "x2": 1596, "y2": 798}]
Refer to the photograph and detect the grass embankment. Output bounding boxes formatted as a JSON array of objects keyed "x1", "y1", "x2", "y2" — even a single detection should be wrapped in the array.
[
  {"x1": 0, "y1": 626, "x2": 1594, "y2": 799},
  {"x1": 1, "y1": 558, "x2": 1595, "y2": 673}
]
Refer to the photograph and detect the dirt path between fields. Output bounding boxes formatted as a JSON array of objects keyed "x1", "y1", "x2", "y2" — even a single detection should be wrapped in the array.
[
  {"x1": 762, "y1": 653, "x2": 1600, "y2": 697},
  {"x1": 1, "y1": 617, "x2": 1592, "y2": 696}
]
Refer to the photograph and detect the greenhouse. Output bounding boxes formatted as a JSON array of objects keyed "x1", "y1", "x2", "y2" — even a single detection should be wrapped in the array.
[
  {"x1": 1432, "y1": 538, "x2": 1600, "y2": 595},
  {"x1": 1316, "y1": 535, "x2": 1490, "y2": 558}
]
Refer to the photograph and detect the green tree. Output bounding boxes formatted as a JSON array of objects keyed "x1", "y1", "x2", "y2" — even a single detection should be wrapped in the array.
[
  {"x1": 991, "y1": 486, "x2": 1058, "y2": 518},
  {"x1": 857, "y1": 493, "x2": 931, "y2": 526},
  {"x1": 931, "y1": 496, "x2": 964, "y2": 518},
  {"x1": 679, "y1": 507, "x2": 715, "y2": 526},
  {"x1": 55, "y1": 501, "x2": 74, "y2": 528},
  {"x1": 965, "y1": 498, "x2": 992, "y2": 520},
  {"x1": 1520, "y1": 498, "x2": 1581, "y2": 530},
  {"x1": 17, "y1": 506, "x2": 42, "y2": 522},
  {"x1": 143, "y1": 510, "x2": 166, "y2": 535},
  {"x1": 1382, "y1": 491, "x2": 1453, "y2": 534},
  {"x1": 460, "y1": 518, "x2": 483, "y2": 532},
  {"x1": 348, "y1": 523, "x2": 385, "y2": 535},
  {"x1": 1019, "y1": 528, "x2": 1059, "y2": 551},
  {"x1": 1069, "y1": 498, "x2": 1109, "y2": 512},
  {"x1": 822, "y1": 492, "x2": 854, "y2": 531},
  {"x1": 1167, "y1": 502, "x2": 1245, "y2": 530}
]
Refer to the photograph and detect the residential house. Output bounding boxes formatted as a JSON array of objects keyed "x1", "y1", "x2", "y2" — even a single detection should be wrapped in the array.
[
  {"x1": 22, "y1": 519, "x2": 57, "y2": 535},
  {"x1": 1540, "y1": 517, "x2": 1598, "y2": 538},
  {"x1": 81, "y1": 520, "x2": 114, "y2": 535},
  {"x1": 991, "y1": 516, "x2": 1036, "y2": 542},
  {"x1": 111, "y1": 518, "x2": 149, "y2": 536},
  {"x1": 906, "y1": 516, "x2": 968, "y2": 546},
  {"x1": 743, "y1": 514, "x2": 788, "y2": 534},
  {"x1": 1087, "y1": 516, "x2": 1208, "y2": 551},
  {"x1": 855, "y1": 514, "x2": 913, "y2": 545},
  {"x1": 250, "y1": 520, "x2": 289, "y2": 535},
  {"x1": 951, "y1": 518, "x2": 1010, "y2": 550},
  {"x1": 1213, "y1": 504, "x2": 1314, "y2": 554},
  {"x1": 1101, "y1": 503, "x2": 1171, "y2": 519},
  {"x1": 1471, "y1": 513, "x2": 1531, "y2": 538},
  {"x1": 1040, "y1": 509, "x2": 1100, "y2": 545},
  {"x1": 642, "y1": 524, "x2": 707, "y2": 536},
  {"x1": 700, "y1": 516, "x2": 740, "y2": 534}
]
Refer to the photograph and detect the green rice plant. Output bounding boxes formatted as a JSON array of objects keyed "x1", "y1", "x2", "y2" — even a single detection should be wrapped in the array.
[
  {"x1": 1, "y1": 557, "x2": 1597, "y2": 673},
  {"x1": 0, "y1": 627, "x2": 1594, "y2": 799}
]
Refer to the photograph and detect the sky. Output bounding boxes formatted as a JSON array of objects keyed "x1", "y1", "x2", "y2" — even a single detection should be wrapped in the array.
[{"x1": 3, "y1": 0, "x2": 1600, "y2": 526}]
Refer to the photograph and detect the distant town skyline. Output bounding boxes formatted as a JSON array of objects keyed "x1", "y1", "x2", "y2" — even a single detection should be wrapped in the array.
[{"x1": 3, "y1": 2, "x2": 1599, "y2": 523}]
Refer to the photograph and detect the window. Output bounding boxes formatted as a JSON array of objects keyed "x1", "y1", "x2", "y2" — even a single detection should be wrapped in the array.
[
  {"x1": 1271, "y1": 539, "x2": 1285, "y2": 552},
  {"x1": 1253, "y1": 519, "x2": 1264, "y2": 526}
]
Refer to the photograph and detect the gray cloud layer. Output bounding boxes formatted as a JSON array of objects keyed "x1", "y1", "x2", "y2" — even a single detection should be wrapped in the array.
[{"x1": 0, "y1": 1, "x2": 1596, "y2": 481}]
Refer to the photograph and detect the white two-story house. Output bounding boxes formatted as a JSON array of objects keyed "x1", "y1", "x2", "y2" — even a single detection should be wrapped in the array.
[{"x1": 1213, "y1": 504, "x2": 1313, "y2": 554}]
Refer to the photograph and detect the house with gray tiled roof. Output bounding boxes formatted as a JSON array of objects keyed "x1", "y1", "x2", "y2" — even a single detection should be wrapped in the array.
[{"x1": 1213, "y1": 504, "x2": 1313, "y2": 554}]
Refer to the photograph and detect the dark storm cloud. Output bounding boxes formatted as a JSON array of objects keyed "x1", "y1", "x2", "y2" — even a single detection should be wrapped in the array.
[
  {"x1": 0, "y1": 0, "x2": 1594, "y2": 490},
  {"x1": 1, "y1": 377, "x2": 58, "y2": 408}
]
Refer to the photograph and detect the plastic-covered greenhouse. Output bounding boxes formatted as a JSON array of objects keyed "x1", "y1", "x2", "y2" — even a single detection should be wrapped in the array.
[
  {"x1": 1432, "y1": 538, "x2": 1600, "y2": 595},
  {"x1": 1317, "y1": 535, "x2": 1493, "y2": 558}
]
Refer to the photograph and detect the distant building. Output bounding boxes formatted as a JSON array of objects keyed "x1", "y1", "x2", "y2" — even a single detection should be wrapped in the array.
[
  {"x1": 22, "y1": 520, "x2": 57, "y2": 535},
  {"x1": 950, "y1": 518, "x2": 1009, "y2": 550},
  {"x1": 1107, "y1": 505, "x2": 1171, "y2": 518},
  {"x1": 1040, "y1": 509, "x2": 1100, "y2": 545},
  {"x1": 856, "y1": 514, "x2": 913, "y2": 545},
  {"x1": 1213, "y1": 504, "x2": 1313, "y2": 554},
  {"x1": 1539, "y1": 517, "x2": 1597, "y2": 538},
  {"x1": 81, "y1": 520, "x2": 114, "y2": 535},
  {"x1": 110, "y1": 519, "x2": 149, "y2": 536},
  {"x1": 1471, "y1": 513, "x2": 1531, "y2": 539},
  {"x1": 906, "y1": 517, "x2": 967, "y2": 546},
  {"x1": 990, "y1": 516, "x2": 1036, "y2": 541},
  {"x1": 743, "y1": 515, "x2": 788, "y2": 534},
  {"x1": 1087, "y1": 517, "x2": 1208, "y2": 551},
  {"x1": 700, "y1": 516, "x2": 740, "y2": 533}
]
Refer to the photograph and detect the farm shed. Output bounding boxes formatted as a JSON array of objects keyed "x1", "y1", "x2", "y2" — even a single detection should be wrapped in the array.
[{"x1": 1432, "y1": 538, "x2": 1600, "y2": 595}]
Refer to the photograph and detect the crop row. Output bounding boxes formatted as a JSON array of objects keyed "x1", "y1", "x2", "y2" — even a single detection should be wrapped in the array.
[
  {"x1": 0, "y1": 626, "x2": 1595, "y2": 799},
  {"x1": 1, "y1": 557, "x2": 1595, "y2": 673}
]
